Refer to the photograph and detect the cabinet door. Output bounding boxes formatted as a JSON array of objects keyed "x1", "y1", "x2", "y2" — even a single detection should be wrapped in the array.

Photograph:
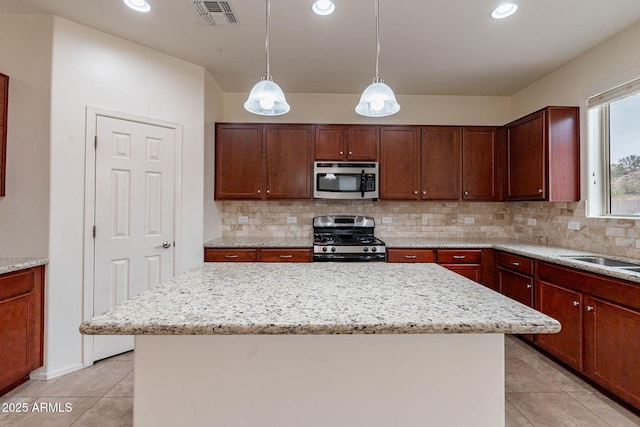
[
  {"x1": 442, "y1": 265, "x2": 481, "y2": 283},
  {"x1": 462, "y1": 127, "x2": 499, "y2": 201},
  {"x1": 215, "y1": 124, "x2": 263, "y2": 200},
  {"x1": 421, "y1": 127, "x2": 461, "y2": 200},
  {"x1": 507, "y1": 111, "x2": 545, "y2": 200},
  {"x1": 535, "y1": 280, "x2": 583, "y2": 371},
  {"x1": 584, "y1": 296, "x2": 640, "y2": 409},
  {"x1": 499, "y1": 268, "x2": 533, "y2": 307},
  {"x1": 379, "y1": 126, "x2": 420, "y2": 199},
  {"x1": 347, "y1": 126, "x2": 378, "y2": 160},
  {"x1": 315, "y1": 125, "x2": 345, "y2": 161},
  {"x1": 265, "y1": 125, "x2": 313, "y2": 199}
]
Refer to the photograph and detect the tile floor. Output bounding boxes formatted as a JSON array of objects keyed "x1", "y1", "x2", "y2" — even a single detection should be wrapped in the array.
[{"x1": 1, "y1": 336, "x2": 639, "y2": 426}]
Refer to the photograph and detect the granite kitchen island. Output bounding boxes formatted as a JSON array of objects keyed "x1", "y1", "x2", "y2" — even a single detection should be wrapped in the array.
[{"x1": 80, "y1": 262, "x2": 560, "y2": 427}]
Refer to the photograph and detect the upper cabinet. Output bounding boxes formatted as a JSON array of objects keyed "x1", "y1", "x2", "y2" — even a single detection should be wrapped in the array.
[
  {"x1": 421, "y1": 127, "x2": 462, "y2": 200},
  {"x1": 315, "y1": 125, "x2": 378, "y2": 161},
  {"x1": 462, "y1": 127, "x2": 502, "y2": 201},
  {"x1": 215, "y1": 123, "x2": 313, "y2": 200},
  {"x1": 505, "y1": 106, "x2": 579, "y2": 201},
  {"x1": 379, "y1": 126, "x2": 420, "y2": 199},
  {"x1": 0, "y1": 73, "x2": 8, "y2": 197}
]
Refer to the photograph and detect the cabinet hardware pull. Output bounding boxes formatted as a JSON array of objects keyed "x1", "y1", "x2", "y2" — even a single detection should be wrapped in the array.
[
  {"x1": 511, "y1": 262, "x2": 520, "y2": 266},
  {"x1": 339, "y1": 151, "x2": 344, "y2": 155},
  {"x1": 422, "y1": 191, "x2": 427, "y2": 195},
  {"x1": 257, "y1": 189, "x2": 261, "y2": 194},
  {"x1": 572, "y1": 301, "x2": 579, "y2": 307},
  {"x1": 464, "y1": 191, "x2": 469, "y2": 196},
  {"x1": 225, "y1": 255, "x2": 239, "y2": 259},
  {"x1": 526, "y1": 284, "x2": 532, "y2": 289},
  {"x1": 453, "y1": 255, "x2": 466, "y2": 259},
  {"x1": 404, "y1": 255, "x2": 417, "y2": 259},
  {"x1": 348, "y1": 151, "x2": 353, "y2": 155},
  {"x1": 586, "y1": 305, "x2": 594, "y2": 312},
  {"x1": 279, "y1": 255, "x2": 293, "y2": 258},
  {"x1": 266, "y1": 190, "x2": 270, "y2": 194},
  {"x1": 413, "y1": 190, "x2": 418, "y2": 194},
  {"x1": 538, "y1": 188, "x2": 543, "y2": 193}
]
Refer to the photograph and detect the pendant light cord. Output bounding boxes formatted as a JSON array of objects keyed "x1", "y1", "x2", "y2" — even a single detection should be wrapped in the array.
[
  {"x1": 265, "y1": 0, "x2": 271, "y2": 79},
  {"x1": 375, "y1": 0, "x2": 380, "y2": 82}
]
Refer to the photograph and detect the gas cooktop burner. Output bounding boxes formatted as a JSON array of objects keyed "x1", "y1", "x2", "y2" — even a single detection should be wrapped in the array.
[{"x1": 312, "y1": 215, "x2": 386, "y2": 262}]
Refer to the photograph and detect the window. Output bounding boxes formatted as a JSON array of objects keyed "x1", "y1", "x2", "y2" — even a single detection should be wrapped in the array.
[{"x1": 588, "y1": 79, "x2": 640, "y2": 217}]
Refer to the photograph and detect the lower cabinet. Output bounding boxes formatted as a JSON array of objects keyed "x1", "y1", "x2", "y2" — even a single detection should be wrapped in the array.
[
  {"x1": 0, "y1": 266, "x2": 45, "y2": 396},
  {"x1": 496, "y1": 251, "x2": 534, "y2": 340},
  {"x1": 386, "y1": 249, "x2": 435, "y2": 263},
  {"x1": 535, "y1": 261, "x2": 640, "y2": 410},
  {"x1": 436, "y1": 249, "x2": 482, "y2": 283},
  {"x1": 204, "y1": 248, "x2": 312, "y2": 263}
]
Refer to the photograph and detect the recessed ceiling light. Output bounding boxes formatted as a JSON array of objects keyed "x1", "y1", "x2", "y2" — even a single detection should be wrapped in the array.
[
  {"x1": 123, "y1": 0, "x2": 151, "y2": 13},
  {"x1": 312, "y1": 0, "x2": 335, "y2": 16},
  {"x1": 491, "y1": 3, "x2": 518, "y2": 19}
]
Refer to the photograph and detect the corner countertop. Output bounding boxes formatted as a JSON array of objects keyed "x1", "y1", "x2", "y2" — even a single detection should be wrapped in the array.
[
  {"x1": 204, "y1": 236, "x2": 640, "y2": 284},
  {"x1": 0, "y1": 257, "x2": 48, "y2": 275},
  {"x1": 80, "y1": 262, "x2": 560, "y2": 336}
]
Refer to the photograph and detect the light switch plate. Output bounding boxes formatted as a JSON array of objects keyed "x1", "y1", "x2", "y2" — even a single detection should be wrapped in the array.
[
  {"x1": 382, "y1": 217, "x2": 392, "y2": 224},
  {"x1": 286, "y1": 217, "x2": 297, "y2": 224},
  {"x1": 567, "y1": 221, "x2": 580, "y2": 231},
  {"x1": 238, "y1": 216, "x2": 249, "y2": 224}
]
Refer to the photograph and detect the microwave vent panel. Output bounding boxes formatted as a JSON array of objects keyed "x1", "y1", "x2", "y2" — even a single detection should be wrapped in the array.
[{"x1": 190, "y1": 1, "x2": 239, "y2": 26}]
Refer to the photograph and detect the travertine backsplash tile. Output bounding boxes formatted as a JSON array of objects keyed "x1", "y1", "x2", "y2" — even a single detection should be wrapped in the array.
[{"x1": 219, "y1": 200, "x2": 640, "y2": 258}]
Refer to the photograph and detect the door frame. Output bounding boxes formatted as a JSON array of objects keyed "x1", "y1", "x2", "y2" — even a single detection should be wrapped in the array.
[{"x1": 82, "y1": 106, "x2": 183, "y2": 367}]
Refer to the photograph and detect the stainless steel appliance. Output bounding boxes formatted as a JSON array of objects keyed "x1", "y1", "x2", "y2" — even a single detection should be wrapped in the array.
[
  {"x1": 313, "y1": 215, "x2": 386, "y2": 261},
  {"x1": 313, "y1": 162, "x2": 379, "y2": 199}
]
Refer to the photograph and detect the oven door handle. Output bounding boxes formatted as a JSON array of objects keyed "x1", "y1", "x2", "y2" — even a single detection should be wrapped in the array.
[{"x1": 361, "y1": 170, "x2": 365, "y2": 198}]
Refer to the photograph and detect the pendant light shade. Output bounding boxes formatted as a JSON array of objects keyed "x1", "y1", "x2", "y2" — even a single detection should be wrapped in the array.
[
  {"x1": 245, "y1": 0, "x2": 290, "y2": 116},
  {"x1": 356, "y1": 0, "x2": 400, "y2": 117}
]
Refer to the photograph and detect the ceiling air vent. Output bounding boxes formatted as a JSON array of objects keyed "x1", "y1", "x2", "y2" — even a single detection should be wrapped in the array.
[{"x1": 190, "y1": 1, "x2": 239, "y2": 25}]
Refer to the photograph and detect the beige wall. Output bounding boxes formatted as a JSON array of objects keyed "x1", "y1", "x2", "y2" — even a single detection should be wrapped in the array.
[
  {"x1": 0, "y1": 15, "x2": 52, "y2": 257},
  {"x1": 204, "y1": 72, "x2": 224, "y2": 242}
]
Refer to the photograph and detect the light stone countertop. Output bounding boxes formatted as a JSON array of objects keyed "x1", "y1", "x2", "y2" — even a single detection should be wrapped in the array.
[
  {"x1": 204, "y1": 236, "x2": 313, "y2": 248},
  {"x1": 0, "y1": 257, "x2": 48, "y2": 275},
  {"x1": 80, "y1": 262, "x2": 560, "y2": 336},
  {"x1": 204, "y1": 237, "x2": 640, "y2": 284}
]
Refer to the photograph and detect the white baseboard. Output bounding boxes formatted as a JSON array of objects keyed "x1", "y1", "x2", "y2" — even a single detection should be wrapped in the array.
[{"x1": 29, "y1": 363, "x2": 85, "y2": 381}]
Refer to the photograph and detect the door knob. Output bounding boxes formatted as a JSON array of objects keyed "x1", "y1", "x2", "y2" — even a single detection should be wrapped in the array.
[{"x1": 156, "y1": 241, "x2": 171, "y2": 249}]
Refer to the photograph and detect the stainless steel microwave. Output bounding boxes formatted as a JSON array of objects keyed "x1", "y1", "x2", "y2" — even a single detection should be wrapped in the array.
[{"x1": 313, "y1": 162, "x2": 379, "y2": 199}]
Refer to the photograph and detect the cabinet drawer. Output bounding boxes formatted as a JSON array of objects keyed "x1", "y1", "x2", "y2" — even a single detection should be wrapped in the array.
[
  {"x1": 496, "y1": 252, "x2": 533, "y2": 276},
  {"x1": 204, "y1": 249, "x2": 258, "y2": 262},
  {"x1": 387, "y1": 249, "x2": 435, "y2": 263},
  {"x1": 436, "y1": 249, "x2": 481, "y2": 264},
  {"x1": 0, "y1": 269, "x2": 35, "y2": 301},
  {"x1": 260, "y1": 249, "x2": 312, "y2": 262}
]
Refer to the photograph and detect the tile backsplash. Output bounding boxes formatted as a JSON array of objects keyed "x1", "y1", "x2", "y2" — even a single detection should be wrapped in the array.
[{"x1": 219, "y1": 200, "x2": 640, "y2": 258}]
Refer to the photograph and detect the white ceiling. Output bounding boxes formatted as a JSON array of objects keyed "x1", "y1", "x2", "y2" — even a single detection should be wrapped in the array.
[{"x1": 2, "y1": 0, "x2": 640, "y2": 96}]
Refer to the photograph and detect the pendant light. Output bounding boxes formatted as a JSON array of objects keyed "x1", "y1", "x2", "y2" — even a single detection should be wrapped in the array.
[
  {"x1": 244, "y1": 0, "x2": 290, "y2": 116},
  {"x1": 355, "y1": 0, "x2": 400, "y2": 117}
]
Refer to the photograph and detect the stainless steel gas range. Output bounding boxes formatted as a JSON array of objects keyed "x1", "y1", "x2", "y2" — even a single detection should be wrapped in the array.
[{"x1": 313, "y1": 215, "x2": 386, "y2": 262}]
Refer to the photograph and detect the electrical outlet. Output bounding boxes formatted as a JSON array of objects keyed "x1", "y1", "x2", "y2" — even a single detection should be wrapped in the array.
[
  {"x1": 382, "y1": 217, "x2": 392, "y2": 224},
  {"x1": 567, "y1": 221, "x2": 581, "y2": 231},
  {"x1": 286, "y1": 216, "x2": 297, "y2": 224},
  {"x1": 464, "y1": 217, "x2": 475, "y2": 224},
  {"x1": 238, "y1": 216, "x2": 249, "y2": 224},
  {"x1": 527, "y1": 218, "x2": 537, "y2": 226}
]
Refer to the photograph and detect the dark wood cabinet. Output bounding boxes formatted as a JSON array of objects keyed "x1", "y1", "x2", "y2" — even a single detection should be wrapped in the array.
[
  {"x1": 204, "y1": 248, "x2": 312, "y2": 263},
  {"x1": 315, "y1": 125, "x2": 378, "y2": 161},
  {"x1": 215, "y1": 124, "x2": 313, "y2": 200},
  {"x1": 379, "y1": 126, "x2": 420, "y2": 199},
  {"x1": 535, "y1": 279, "x2": 583, "y2": 370},
  {"x1": 505, "y1": 106, "x2": 579, "y2": 201},
  {"x1": 462, "y1": 127, "x2": 501, "y2": 201},
  {"x1": 0, "y1": 73, "x2": 8, "y2": 197},
  {"x1": 421, "y1": 127, "x2": 461, "y2": 200},
  {"x1": 584, "y1": 296, "x2": 640, "y2": 409},
  {"x1": 386, "y1": 248, "x2": 435, "y2": 263},
  {"x1": 215, "y1": 124, "x2": 263, "y2": 200},
  {"x1": 496, "y1": 251, "x2": 534, "y2": 339},
  {"x1": 0, "y1": 265, "x2": 45, "y2": 396},
  {"x1": 265, "y1": 125, "x2": 313, "y2": 199}
]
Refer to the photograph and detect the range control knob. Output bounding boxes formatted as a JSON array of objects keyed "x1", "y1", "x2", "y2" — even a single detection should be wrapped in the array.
[
  {"x1": 363, "y1": 247, "x2": 369, "y2": 252},
  {"x1": 322, "y1": 247, "x2": 328, "y2": 252},
  {"x1": 371, "y1": 247, "x2": 377, "y2": 252},
  {"x1": 331, "y1": 247, "x2": 336, "y2": 252}
]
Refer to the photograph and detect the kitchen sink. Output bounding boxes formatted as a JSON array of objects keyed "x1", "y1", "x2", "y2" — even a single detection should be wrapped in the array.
[{"x1": 561, "y1": 255, "x2": 640, "y2": 269}]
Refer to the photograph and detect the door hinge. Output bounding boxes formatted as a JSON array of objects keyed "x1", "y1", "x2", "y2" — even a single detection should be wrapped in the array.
[
  {"x1": 92, "y1": 225, "x2": 96, "y2": 238},
  {"x1": 94, "y1": 135, "x2": 97, "y2": 149}
]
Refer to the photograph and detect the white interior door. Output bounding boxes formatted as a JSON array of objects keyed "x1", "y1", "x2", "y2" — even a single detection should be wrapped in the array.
[{"x1": 93, "y1": 115, "x2": 176, "y2": 361}]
